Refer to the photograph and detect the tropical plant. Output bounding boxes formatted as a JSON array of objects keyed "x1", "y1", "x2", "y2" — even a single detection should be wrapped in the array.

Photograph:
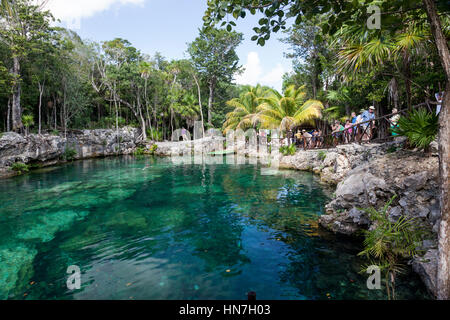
[
  {"x1": 11, "y1": 162, "x2": 29, "y2": 174},
  {"x1": 279, "y1": 144, "x2": 296, "y2": 156},
  {"x1": 392, "y1": 108, "x2": 439, "y2": 151},
  {"x1": 22, "y1": 114, "x2": 34, "y2": 135},
  {"x1": 133, "y1": 146, "x2": 146, "y2": 156},
  {"x1": 358, "y1": 195, "x2": 426, "y2": 300},
  {"x1": 223, "y1": 85, "x2": 265, "y2": 133},
  {"x1": 149, "y1": 144, "x2": 158, "y2": 155},
  {"x1": 257, "y1": 85, "x2": 323, "y2": 131},
  {"x1": 62, "y1": 146, "x2": 77, "y2": 161},
  {"x1": 318, "y1": 150, "x2": 327, "y2": 161}
]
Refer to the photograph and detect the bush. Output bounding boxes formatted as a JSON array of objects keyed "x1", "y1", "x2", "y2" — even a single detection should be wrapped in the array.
[
  {"x1": 51, "y1": 129, "x2": 59, "y2": 136},
  {"x1": 318, "y1": 151, "x2": 327, "y2": 161},
  {"x1": 358, "y1": 195, "x2": 428, "y2": 299},
  {"x1": 280, "y1": 144, "x2": 296, "y2": 156},
  {"x1": 392, "y1": 108, "x2": 438, "y2": 151},
  {"x1": 62, "y1": 146, "x2": 77, "y2": 161},
  {"x1": 133, "y1": 147, "x2": 146, "y2": 156},
  {"x1": 11, "y1": 162, "x2": 30, "y2": 174},
  {"x1": 149, "y1": 144, "x2": 158, "y2": 155},
  {"x1": 147, "y1": 128, "x2": 163, "y2": 141}
]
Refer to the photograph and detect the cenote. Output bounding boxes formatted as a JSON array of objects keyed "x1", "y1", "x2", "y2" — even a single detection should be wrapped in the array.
[{"x1": 0, "y1": 156, "x2": 430, "y2": 300}]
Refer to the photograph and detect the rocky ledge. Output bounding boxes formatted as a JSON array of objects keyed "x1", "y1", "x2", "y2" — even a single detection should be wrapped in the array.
[
  {"x1": 0, "y1": 127, "x2": 140, "y2": 178},
  {"x1": 280, "y1": 142, "x2": 439, "y2": 298}
]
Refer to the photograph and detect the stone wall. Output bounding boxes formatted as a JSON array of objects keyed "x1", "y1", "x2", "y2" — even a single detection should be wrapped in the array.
[{"x1": 0, "y1": 127, "x2": 140, "y2": 178}]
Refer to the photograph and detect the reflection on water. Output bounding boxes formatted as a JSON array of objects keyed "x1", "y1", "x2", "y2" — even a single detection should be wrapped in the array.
[{"x1": 0, "y1": 156, "x2": 429, "y2": 300}]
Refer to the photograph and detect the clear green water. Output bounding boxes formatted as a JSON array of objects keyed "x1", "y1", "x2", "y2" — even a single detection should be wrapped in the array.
[{"x1": 0, "y1": 156, "x2": 429, "y2": 300}]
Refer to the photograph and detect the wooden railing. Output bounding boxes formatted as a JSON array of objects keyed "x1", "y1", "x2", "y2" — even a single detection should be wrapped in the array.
[{"x1": 295, "y1": 101, "x2": 438, "y2": 150}]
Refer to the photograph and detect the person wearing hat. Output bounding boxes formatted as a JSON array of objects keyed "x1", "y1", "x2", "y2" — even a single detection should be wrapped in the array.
[
  {"x1": 302, "y1": 129, "x2": 312, "y2": 149},
  {"x1": 360, "y1": 106, "x2": 376, "y2": 141}
]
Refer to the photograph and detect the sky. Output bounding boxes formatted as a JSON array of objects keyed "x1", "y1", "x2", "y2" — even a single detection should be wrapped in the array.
[{"x1": 43, "y1": 0, "x2": 294, "y2": 92}]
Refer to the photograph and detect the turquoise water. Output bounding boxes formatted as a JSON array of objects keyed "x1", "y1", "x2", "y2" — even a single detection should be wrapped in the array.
[{"x1": 0, "y1": 156, "x2": 429, "y2": 300}]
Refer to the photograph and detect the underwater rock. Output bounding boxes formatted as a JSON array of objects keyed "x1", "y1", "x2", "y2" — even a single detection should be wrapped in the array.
[{"x1": 0, "y1": 245, "x2": 37, "y2": 300}]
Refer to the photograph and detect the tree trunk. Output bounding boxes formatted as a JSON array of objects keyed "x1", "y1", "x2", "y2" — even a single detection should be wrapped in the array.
[
  {"x1": 208, "y1": 77, "x2": 216, "y2": 125},
  {"x1": 11, "y1": 56, "x2": 23, "y2": 133},
  {"x1": 422, "y1": 0, "x2": 450, "y2": 300},
  {"x1": 6, "y1": 97, "x2": 11, "y2": 132},
  {"x1": 38, "y1": 82, "x2": 44, "y2": 135},
  {"x1": 403, "y1": 51, "x2": 412, "y2": 110},
  {"x1": 192, "y1": 73, "x2": 205, "y2": 137}
]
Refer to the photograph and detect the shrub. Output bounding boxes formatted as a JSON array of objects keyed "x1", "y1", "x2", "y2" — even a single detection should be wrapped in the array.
[
  {"x1": 392, "y1": 108, "x2": 438, "y2": 151},
  {"x1": 62, "y1": 146, "x2": 77, "y2": 161},
  {"x1": 147, "y1": 128, "x2": 163, "y2": 141},
  {"x1": 358, "y1": 195, "x2": 428, "y2": 299},
  {"x1": 280, "y1": 144, "x2": 296, "y2": 156},
  {"x1": 149, "y1": 144, "x2": 158, "y2": 155},
  {"x1": 318, "y1": 151, "x2": 327, "y2": 161},
  {"x1": 133, "y1": 147, "x2": 146, "y2": 156},
  {"x1": 11, "y1": 162, "x2": 29, "y2": 174},
  {"x1": 51, "y1": 129, "x2": 59, "y2": 136}
]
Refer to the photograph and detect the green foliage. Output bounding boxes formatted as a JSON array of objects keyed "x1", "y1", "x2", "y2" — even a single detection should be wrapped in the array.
[
  {"x1": 22, "y1": 114, "x2": 34, "y2": 127},
  {"x1": 11, "y1": 162, "x2": 29, "y2": 174},
  {"x1": 149, "y1": 144, "x2": 158, "y2": 155},
  {"x1": 318, "y1": 151, "x2": 327, "y2": 161},
  {"x1": 279, "y1": 144, "x2": 296, "y2": 156},
  {"x1": 133, "y1": 147, "x2": 146, "y2": 156},
  {"x1": 358, "y1": 195, "x2": 427, "y2": 299},
  {"x1": 393, "y1": 108, "x2": 439, "y2": 150},
  {"x1": 62, "y1": 146, "x2": 77, "y2": 162}
]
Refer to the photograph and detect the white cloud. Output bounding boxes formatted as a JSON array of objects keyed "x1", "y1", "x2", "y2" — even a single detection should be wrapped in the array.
[
  {"x1": 43, "y1": 0, "x2": 145, "y2": 29},
  {"x1": 235, "y1": 51, "x2": 287, "y2": 92}
]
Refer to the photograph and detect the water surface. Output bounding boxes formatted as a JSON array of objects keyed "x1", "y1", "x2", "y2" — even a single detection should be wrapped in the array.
[{"x1": 0, "y1": 156, "x2": 429, "y2": 299}]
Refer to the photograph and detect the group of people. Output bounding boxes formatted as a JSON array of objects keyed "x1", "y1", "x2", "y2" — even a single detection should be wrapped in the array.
[
  {"x1": 331, "y1": 106, "x2": 377, "y2": 144},
  {"x1": 293, "y1": 129, "x2": 324, "y2": 149}
]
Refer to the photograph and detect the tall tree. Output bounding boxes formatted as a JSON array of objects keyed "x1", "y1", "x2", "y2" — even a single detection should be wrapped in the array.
[
  {"x1": 187, "y1": 27, "x2": 243, "y2": 125},
  {"x1": 422, "y1": 0, "x2": 450, "y2": 301},
  {"x1": 0, "y1": 0, "x2": 53, "y2": 132}
]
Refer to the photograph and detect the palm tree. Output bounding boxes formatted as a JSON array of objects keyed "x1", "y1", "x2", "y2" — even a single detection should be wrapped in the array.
[
  {"x1": 334, "y1": 24, "x2": 429, "y2": 109},
  {"x1": 256, "y1": 85, "x2": 324, "y2": 131},
  {"x1": 222, "y1": 85, "x2": 265, "y2": 133}
]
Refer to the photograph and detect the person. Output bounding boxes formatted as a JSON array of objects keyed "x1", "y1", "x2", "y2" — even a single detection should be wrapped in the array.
[
  {"x1": 435, "y1": 92, "x2": 444, "y2": 116},
  {"x1": 344, "y1": 119, "x2": 353, "y2": 143},
  {"x1": 302, "y1": 129, "x2": 312, "y2": 149},
  {"x1": 332, "y1": 120, "x2": 344, "y2": 145},
  {"x1": 312, "y1": 129, "x2": 319, "y2": 148},
  {"x1": 360, "y1": 106, "x2": 376, "y2": 141},
  {"x1": 295, "y1": 130, "x2": 302, "y2": 147},
  {"x1": 317, "y1": 129, "x2": 323, "y2": 148},
  {"x1": 351, "y1": 112, "x2": 357, "y2": 124},
  {"x1": 390, "y1": 108, "x2": 400, "y2": 136}
]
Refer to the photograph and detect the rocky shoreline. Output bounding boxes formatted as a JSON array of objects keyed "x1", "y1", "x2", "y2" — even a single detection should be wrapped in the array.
[
  {"x1": 0, "y1": 127, "x2": 140, "y2": 178},
  {"x1": 0, "y1": 130, "x2": 440, "y2": 297},
  {"x1": 279, "y1": 141, "x2": 440, "y2": 298}
]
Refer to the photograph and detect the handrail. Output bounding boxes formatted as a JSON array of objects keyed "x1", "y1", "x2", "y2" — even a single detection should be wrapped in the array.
[{"x1": 293, "y1": 101, "x2": 438, "y2": 150}]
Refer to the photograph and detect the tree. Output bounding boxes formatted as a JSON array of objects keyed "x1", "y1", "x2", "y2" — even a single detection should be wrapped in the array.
[
  {"x1": 187, "y1": 27, "x2": 243, "y2": 125},
  {"x1": 257, "y1": 85, "x2": 323, "y2": 131},
  {"x1": 223, "y1": 85, "x2": 265, "y2": 133},
  {"x1": 0, "y1": 0, "x2": 53, "y2": 132},
  {"x1": 422, "y1": 0, "x2": 450, "y2": 301},
  {"x1": 205, "y1": 1, "x2": 450, "y2": 298}
]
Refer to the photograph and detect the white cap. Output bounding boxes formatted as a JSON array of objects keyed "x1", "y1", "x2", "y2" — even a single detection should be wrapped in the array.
[{"x1": 369, "y1": 106, "x2": 375, "y2": 110}]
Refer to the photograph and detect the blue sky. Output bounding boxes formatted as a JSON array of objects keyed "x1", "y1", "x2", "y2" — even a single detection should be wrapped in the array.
[{"x1": 45, "y1": 0, "x2": 293, "y2": 92}]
